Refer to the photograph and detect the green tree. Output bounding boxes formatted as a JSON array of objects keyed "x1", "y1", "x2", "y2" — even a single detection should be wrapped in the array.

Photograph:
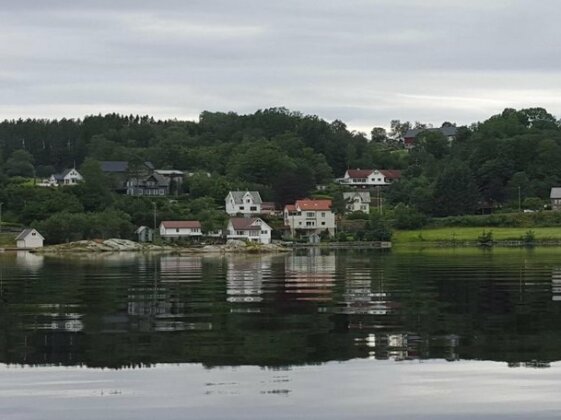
[{"x1": 432, "y1": 162, "x2": 480, "y2": 216}]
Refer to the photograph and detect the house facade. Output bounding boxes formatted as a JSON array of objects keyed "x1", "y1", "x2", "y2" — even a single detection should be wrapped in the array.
[
  {"x1": 225, "y1": 191, "x2": 263, "y2": 216},
  {"x1": 136, "y1": 226, "x2": 154, "y2": 242},
  {"x1": 551, "y1": 188, "x2": 561, "y2": 211},
  {"x1": 344, "y1": 191, "x2": 371, "y2": 213},
  {"x1": 126, "y1": 173, "x2": 170, "y2": 196},
  {"x1": 337, "y1": 169, "x2": 401, "y2": 187},
  {"x1": 284, "y1": 199, "x2": 336, "y2": 237},
  {"x1": 16, "y1": 229, "x2": 44, "y2": 249},
  {"x1": 159, "y1": 221, "x2": 202, "y2": 239},
  {"x1": 226, "y1": 217, "x2": 272, "y2": 244}
]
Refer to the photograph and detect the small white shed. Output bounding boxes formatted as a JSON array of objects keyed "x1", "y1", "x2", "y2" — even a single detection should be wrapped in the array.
[{"x1": 16, "y1": 229, "x2": 44, "y2": 249}]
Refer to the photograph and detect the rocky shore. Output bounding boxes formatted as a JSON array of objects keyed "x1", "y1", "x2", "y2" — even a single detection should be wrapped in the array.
[{"x1": 34, "y1": 239, "x2": 291, "y2": 254}]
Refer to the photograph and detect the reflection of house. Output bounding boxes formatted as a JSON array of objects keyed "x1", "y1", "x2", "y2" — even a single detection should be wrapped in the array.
[
  {"x1": 552, "y1": 268, "x2": 561, "y2": 301},
  {"x1": 285, "y1": 253, "x2": 336, "y2": 301},
  {"x1": 16, "y1": 251, "x2": 45, "y2": 271},
  {"x1": 226, "y1": 217, "x2": 272, "y2": 244},
  {"x1": 550, "y1": 188, "x2": 561, "y2": 211},
  {"x1": 160, "y1": 256, "x2": 203, "y2": 282},
  {"x1": 344, "y1": 191, "x2": 370, "y2": 213},
  {"x1": 159, "y1": 221, "x2": 202, "y2": 239},
  {"x1": 284, "y1": 199, "x2": 336, "y2": 237},
  {"x1": 47, "y1": 168, "x2": 83, "y2": 186},
  {"x1": 126, "y1": 172, "x2": 170, "y2": 196},
  {"x1": 337, "y1": 169, "x2": 401, "y2": 187},
  {"x1": 16, "y1": 229, "x2": 44, "y2": 249},
  {"x1": 225, "y1": 191, "x2": 263, "y2": 216},
  {"x1": 226, "y1": 257, "x2": 272, "y2": 303}
]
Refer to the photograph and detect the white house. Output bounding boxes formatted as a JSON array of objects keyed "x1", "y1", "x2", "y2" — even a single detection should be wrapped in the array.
[
  {"x1": 159, "y1": 221, "x2": 202, "y2": 239},
  {"x1": 337, "y1": 169, "x2": 401, "y2": 187},
  {"x1": 45, "y1": 168, "x2": 83, "y2": 187},
  {"x1": 284, "y1": 199, "x2": 336, "y2": 237},
  {"x1": 16, "y1": 229, "x2": 44, "y2": 249},
  {"x1": 344, "y1": 191, "x2": 371, "y2": 213},
  {"x1": 225, "y1": 191, "x2": 263, "y2": 216},
  {"x1": 226, "y1": 217, "x2": 272, "y2": 244}
]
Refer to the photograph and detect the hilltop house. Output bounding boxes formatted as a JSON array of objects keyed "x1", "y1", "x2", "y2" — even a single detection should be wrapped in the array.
[
  {"x1": 159, "y1": 221, "x2": 202, "y2": 240},
  {"x1": 551, "y1": 188, "x2": 561, "y2": 211},
  {"x1": 154, "y1": 169, "x2": 184, "y2": 195},
  {"x1": 16, "y1": 229, "x2": 44, "y2": 249},
  {"x1": 337, "y1": 169, "x2": 401, "y2": 187},
  {"x1": 226, "y1": 217, "x2": 272, "y2": 244},
  {"x1": 344, "y1": 191, "x2": 371, "y2": 213},
  {"x1": 46, "y1": 168, "x2": 83, "y2": 187},
  {"x1": 225, "y1": 191, "x2": 263, "y2": 216},
  {"x1": 126, "y1": 172, "x2": 170, "y2": 196},
  {"x1": 284, "y1": 199, "x2": 336, "y2": 237},
  {"x1": 403, "y1": 126, "x2": 458, "y2": 149}
]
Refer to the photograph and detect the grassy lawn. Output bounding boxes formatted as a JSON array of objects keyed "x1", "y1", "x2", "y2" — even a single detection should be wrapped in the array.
[{"x1": 393, "y1": 227, "x2": 561, "y2": 244}]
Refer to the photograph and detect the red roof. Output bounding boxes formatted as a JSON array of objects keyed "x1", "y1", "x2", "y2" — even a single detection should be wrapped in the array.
[
  {"x1": 380, "y1": 170, "x2": 402, "y2": 179},
  {"x1": 346, "y1": 169, "x2": 374, "y2": 178},
  {"x1": 161, "y1": 221, "x2": 201, "y2": 229},
  {"x1": 295, "y1": 199, "x2": 332, "y2": 211},
  {"x1": 261, "y1": 202, "x2": 276, "y2": 210},
  {"x1": 284, "y1": 204, "x2": 296, "y2": 212},
  {"x1": 229, "y1": 217, "x2": 262, "y2": 231}
]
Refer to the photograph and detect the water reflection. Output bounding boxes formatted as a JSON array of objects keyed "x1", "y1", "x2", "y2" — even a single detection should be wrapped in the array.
[{"x1": 2, "y1": 249, "x2": 561, "y2": 368}]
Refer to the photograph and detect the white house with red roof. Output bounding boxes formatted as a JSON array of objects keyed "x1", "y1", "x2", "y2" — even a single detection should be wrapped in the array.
[
  {"x1": 159, "y1": 221, "x2": 202, "y2": 239},
  {"x1": 226, "y1": 217, "x2": 272, "y2": 244},
  {"x1": 284, "y1": 199, "x2": 336, "y2": 237},
  {"x1": 337, "y1": 169, "x2": 401, "y2": 187}
]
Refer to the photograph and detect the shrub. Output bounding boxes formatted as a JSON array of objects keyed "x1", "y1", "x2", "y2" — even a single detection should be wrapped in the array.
[{"x1": 477, "y1": 230, "x2": 494, "y2": 246}]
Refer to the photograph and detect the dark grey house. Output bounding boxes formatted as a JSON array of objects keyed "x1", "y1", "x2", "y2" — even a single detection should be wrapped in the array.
[{"x1": 126, "y1": 172, "x2": 170, "y2": 196}]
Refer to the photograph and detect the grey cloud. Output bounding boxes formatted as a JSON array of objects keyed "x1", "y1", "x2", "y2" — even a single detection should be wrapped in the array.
[{"x1": 1, "y1": 0, "x2": 561, "y2": 131}]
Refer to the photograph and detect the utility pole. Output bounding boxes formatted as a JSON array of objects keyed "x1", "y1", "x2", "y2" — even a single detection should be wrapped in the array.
[
  {"x1": 152, "y1": 202, "x2": 157, "y2": 232},
  {"x1": 518, "y1": 186, "x2": 521, "y2": 212}
]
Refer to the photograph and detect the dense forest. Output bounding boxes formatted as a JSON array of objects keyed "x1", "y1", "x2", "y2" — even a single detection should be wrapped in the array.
[{"x1": 0, "y1": 107, "x2": 560, "y2": 241}]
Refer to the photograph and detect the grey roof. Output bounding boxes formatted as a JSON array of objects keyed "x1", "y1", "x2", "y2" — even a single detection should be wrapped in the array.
[
  {"x1": 343, "y1": 192, "x2": 371, "y2": 202},
  {"x1": 404, "y1": 126, "x2": 458, "y2": 138},
  {"x1": 100, "y1": 161, "x2": 128, "y2": 173},
  {"x1": 146, "y1": 172, "x2": 170, "y2": 186},
  {"x1": 228, "y1": 191, "x2": 263, "y2": 204},
  {"x1": 16, "y1": 229, "x2": 43, "y2": 241},
  {"x1": 550, "y1": 188, "x2": 561, "y2": 199},
  {"x1": 53, "y1": 168, "x2": 75, "y2": 180},
  {"x1": 100, "y1": 161, "x2": 154, "y2": 173}
]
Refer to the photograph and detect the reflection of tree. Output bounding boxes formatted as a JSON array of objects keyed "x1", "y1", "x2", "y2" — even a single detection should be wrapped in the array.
[{"x1": 2, "y1": 252, "x2": 561, "y2": 368}]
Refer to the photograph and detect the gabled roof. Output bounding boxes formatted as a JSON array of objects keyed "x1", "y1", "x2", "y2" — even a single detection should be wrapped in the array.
[
  {"x1": 160, "y1": 221, "x2": 201, "y2": 229},
  {"x1": 52, "y1": 168, "x2": 78, "y2": 181},
  {"x1": 343, "y1": 192, "x2": 371, "y2": 201},
  {"x1": 229, "y1": 217, "x2": 266, "y2": 231},
  {"x1": 228, "y1": 191, "x2": 263, "y2": 205},
  {"x1": 404, "y1": 126, "x2": 458, "y2": 139},
  {"x1": 135, "y1": 226, "x2": 152, "y2": 233},
  {"x1": 145, "y1": 172, "x2": 170, "y2": 186},
  {"x1": 551, "y1": 187, "x2": 561, "y2": 199},
  {"x1": 16, "y1": 229, "x2": 44, "y2": 241},
  {"x1": 346, "y1": 169, "x2": 374, "y2": 179},
  {"x1": 380, "y1": 169, "x2": 402, "y2": 179},
  {"x1": 295, "y1": 199, "x2": 332, "y2": 211}
]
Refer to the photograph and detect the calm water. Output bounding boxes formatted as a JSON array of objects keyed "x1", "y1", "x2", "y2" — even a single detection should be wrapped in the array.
[{"x1": 2, "y1": 248, "x2": 561, "y2": 419}]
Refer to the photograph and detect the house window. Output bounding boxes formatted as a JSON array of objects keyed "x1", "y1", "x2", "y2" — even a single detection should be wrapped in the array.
[
  {"x1": 307, "y1": 212, "x2": 314, "y2": 217},
  {"x1": 321, "y1": 222, "x2": 325, "y2": 226},
  {"x1": 306, "y1": 221, "x2": 315, "y2": 227},
  {"x1": 250, "y1": 206, "x2": 257, "y2": 211},
  {"x1": 239, "y1": 206, "x2": 245, "y2": 210},
  {"x1": 236, "y1": 230, "x2": 244, "y2": 235},
  {"x1": 321, "y1": 212, "x2": 325, "y2": 217},
  {"x1": 261, "y1": 230, "x2": 267, "y2": 234},
  {"x1": 176, "y1": 229, "x2": 180, "y2": 233}
]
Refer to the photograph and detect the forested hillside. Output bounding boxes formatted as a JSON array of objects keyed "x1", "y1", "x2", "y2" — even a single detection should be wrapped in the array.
[{"x1": 0, "y1": 107, "x2": 560, "y2": 240}]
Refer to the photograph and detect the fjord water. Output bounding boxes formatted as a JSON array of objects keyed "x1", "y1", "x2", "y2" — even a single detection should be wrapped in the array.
[{"x1": 2, "y1": 249, "x2": 561, "y2": 419}]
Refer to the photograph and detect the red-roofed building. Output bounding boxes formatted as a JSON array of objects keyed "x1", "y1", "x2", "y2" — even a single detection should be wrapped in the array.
[
  {"x1": 284, "y1": 199, "x2": 336, "y2": 237},
  {"x1": 226, "y1": 217, "x2": 272, "y2": 244},
  {"x1": 337, "y1": 169, "x2": 401, "y2": 187},
  {"x1": 159, "y1": 221, "x2": 202, "y2": 239}
]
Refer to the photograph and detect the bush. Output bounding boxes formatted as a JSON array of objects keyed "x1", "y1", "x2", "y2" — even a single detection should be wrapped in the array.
[
  {"x1": 522, "y1": 230, "x2": 535, "y2": 244},
  {"x1": 477, "y1": 230, "x2": 494, "y2": 246},
  {"x1": 392, "y1": 203, "x2": 428, "y2": 229}
]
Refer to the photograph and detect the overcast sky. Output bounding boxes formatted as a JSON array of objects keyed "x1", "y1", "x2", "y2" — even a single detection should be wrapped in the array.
[{"x1": 2, "y1": 0, "x2": 561, "y2": 132}]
